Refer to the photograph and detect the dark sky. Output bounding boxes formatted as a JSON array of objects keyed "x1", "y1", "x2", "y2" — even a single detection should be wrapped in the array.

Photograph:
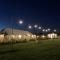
[{"x1": 0, "y1": 0, "x2": 60, "y2": 31}]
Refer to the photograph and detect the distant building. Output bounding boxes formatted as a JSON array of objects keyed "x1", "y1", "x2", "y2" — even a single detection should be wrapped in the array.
[{"x1": 0, "y1": 28, "x2": 36, "y2": 43}]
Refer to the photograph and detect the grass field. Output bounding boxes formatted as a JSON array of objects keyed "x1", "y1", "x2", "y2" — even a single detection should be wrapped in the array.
[{"x1": 0, "y1": 40, "x2": 60, "y2": 60}]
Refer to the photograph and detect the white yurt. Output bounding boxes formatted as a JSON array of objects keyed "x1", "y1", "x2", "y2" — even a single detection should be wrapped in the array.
[
  {"x1": 0, "y1": 28, "x2": 36, "y2": 42},
  {"x1": 47, "y1": 33, "x2": 57, "y2": 39}
]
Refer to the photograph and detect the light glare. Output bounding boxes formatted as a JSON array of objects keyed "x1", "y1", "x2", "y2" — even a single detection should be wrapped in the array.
[
  {"x1": 19, "y1": 20, "x2": 23, "y2": 24},
  {"x1": 38, "y1": 27, "x2": 41, "y2": 29},
  {"x1": 34, "y1": 25, "x2": 38, "y2": 28},
  {"x1": 28, "y1": 25, "x2": 32, "y2": 29}
]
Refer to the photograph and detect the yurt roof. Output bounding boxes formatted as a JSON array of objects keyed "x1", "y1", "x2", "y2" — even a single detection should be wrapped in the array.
[{"x1": 1, "y1": 28, "x2": 33, "y2": 35}]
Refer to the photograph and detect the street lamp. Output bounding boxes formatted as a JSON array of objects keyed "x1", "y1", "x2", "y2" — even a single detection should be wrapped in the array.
[
  {"x1": 46, "y1": 29, "x2": 48, "y2": 32},
  {"x1": 53, "y1": 29, "x2": 56, "y2": 32},
  {"x1": 19, "y1": 20, "x2": 23, "y2": 24},
  {"x1": 42, "y1": 29, "x2": 45, "y2": 32},
  {"x1": 47, "y1": 28, "x2": 50, "y2": 31},
  {"x1": 34, "y1": 24, "x2": 38, "y2": 40},
  {"x1": 28, "y1": 25, "x2": 32, "y2": 29},
  {"x1": 38, "y1": 26, "x2": 41, "y2": 29},
  {"x1": 34, "y1": 25, "x2": 38, "y2": 28}
]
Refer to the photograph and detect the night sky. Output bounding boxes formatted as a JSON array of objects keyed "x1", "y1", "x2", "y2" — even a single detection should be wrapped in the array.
[{"x1": 0, "y1": 0, "x2": 60, "y2": 32}]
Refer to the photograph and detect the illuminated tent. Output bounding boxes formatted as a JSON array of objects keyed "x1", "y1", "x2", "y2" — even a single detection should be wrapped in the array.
[
  {"x1": 0, "y1": 28, "x2": 36, "y2": 42},
  {"x1": 47, "y1": 33, "x2": 57, "y2": 39}
]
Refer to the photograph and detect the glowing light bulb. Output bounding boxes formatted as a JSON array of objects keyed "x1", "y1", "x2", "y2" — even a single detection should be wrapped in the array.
[{"x1": 19, "y1": 20, "x2": 23, "y2": 24}]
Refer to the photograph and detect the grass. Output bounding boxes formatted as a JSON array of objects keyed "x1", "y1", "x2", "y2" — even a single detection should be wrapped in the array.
[{"x1": 0, "y1": 40, "x2": 60, "y2": 60}]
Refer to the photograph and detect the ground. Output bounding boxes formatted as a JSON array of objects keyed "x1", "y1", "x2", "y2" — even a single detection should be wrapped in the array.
[{"x1": 0, "y1": 40, "x2": 60, "y2": 60}]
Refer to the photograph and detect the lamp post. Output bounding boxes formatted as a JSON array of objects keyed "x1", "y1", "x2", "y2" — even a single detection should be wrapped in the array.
[
  {"x1": 53, "y1": 29, "x2": 56, "y2": 32},
  {"x1": 18, "y1": 20, "x2": 24, "y2": 30},
  {"x1": 38, "y1": 26, "x2": 42, "y2": 35},
  {"x1": 34, "y1": 24, "x2": 38, "y2": 40},
  {"x1": 42, "y1": 29, "x2": 46, "y2": 36},
  {"x1": 38, "y1": 26, "x2": 41, "y2": 30},
  {"x1": 34, "y1": 25, "x2": 38, "y2": 28},
  {"x1": 47, "y1": 28, "x2": 50, "y2": 31},
  {"x1": 46, "y1": 29, "x2": 48, "y2": 32},
  {"x1": 42, "y1": 29, "x2": 45, "y2": 32},
  {"x1": 11, "y1": 19, "x2": 23, "y2": 35},
  {"x1": 28, "y1": 25, "x2": 32, "y2": 29},
  {"x1": 28, "y1": 25, "x2": 32, "y2": 33}
]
